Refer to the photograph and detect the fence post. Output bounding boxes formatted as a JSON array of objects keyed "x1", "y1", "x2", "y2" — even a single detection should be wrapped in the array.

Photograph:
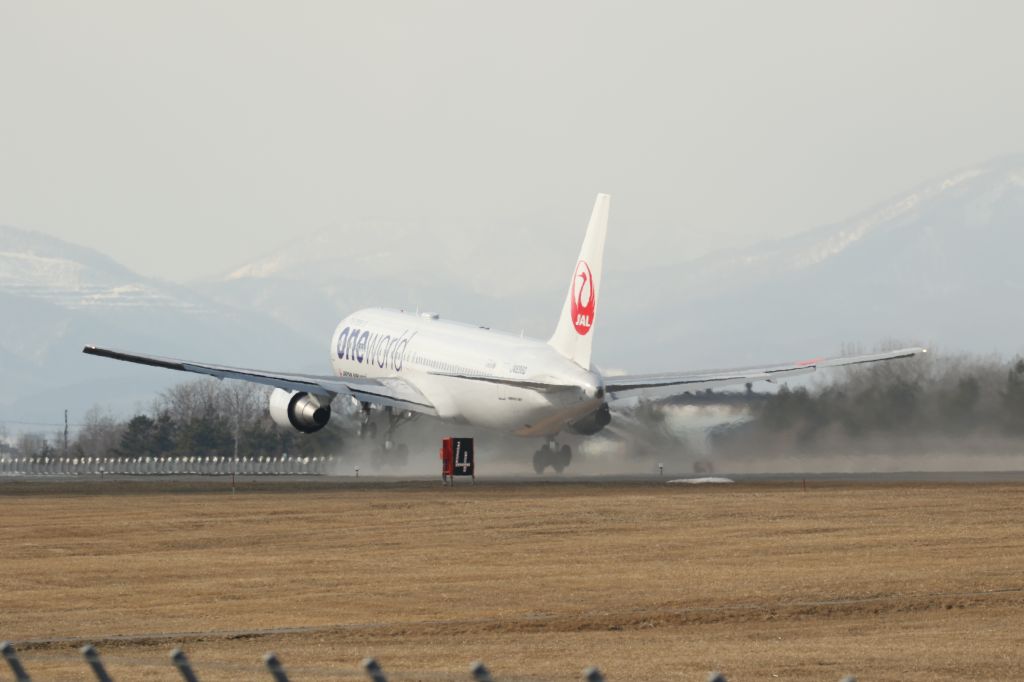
[
  {"x1": 81, "y1": 645, "x2": 114, "y2": 682},
  {"x1": 263, "y1": 652, "x2": 290, "y2": 682},
  {"x1": 583, "y1": 666, "x2": 605, "y2": 682},
  {"x1": 363, "y1": 657, "x2": 389, "y2": 682},
  {"x1": 170, "y1": 648, "x2": 200, "y2": 682},
  {"x1": 471, "y1": 661, "x2": 494, "y2": 682},
  {"x1": 1, "y1": 641, "x2": 32, "y2": 682}
]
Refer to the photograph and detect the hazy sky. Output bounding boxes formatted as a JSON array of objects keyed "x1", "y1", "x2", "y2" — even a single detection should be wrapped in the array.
[{"x1": 2, "y1": 1, "x2": 1022, "y2": 282}]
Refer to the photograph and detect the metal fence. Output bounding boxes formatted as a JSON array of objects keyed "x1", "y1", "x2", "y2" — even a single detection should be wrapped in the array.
[
  {"x1": 0, "y1": 455, "x2": 331, "y2": 476},
  {"x1": 1, "y1": 641, "x2": 858, "y2": 682}
]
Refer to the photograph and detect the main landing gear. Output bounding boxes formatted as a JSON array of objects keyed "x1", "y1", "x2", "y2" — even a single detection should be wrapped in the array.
[
  {"x1": 358, "y1": 401, "x2": 378, "y2": 438},
  {"x1": 533, "y1": 439, "x2": 572, "y2": 474},
  {"x1": 357, "y1": 402, "x2": 378, "y2": 440},
  {"x1": 359, "y1": 403, "x2": 413, "y2": 468}
]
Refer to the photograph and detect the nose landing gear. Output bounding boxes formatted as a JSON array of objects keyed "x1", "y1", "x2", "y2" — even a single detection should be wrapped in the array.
[{"x1": 533, "y1": 440, "x2": 572, "y2": 474}]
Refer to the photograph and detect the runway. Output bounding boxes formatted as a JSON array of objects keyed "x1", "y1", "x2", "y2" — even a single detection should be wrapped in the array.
[{"x1": 4, "y1": 469, "x2": 1024, "y2": 487}]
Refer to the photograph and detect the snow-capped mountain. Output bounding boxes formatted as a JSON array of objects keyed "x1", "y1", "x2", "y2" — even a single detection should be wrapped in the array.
[
  {"x1": 601, "y1": 154, "x2": 1024, "y2": 370},
  {"x1": 200, "y1": 216, "x2": 564, "y2": 354},
  {"x1": 0, "y1": 227, "x2": 207, "y2": 312},
  {"x1": 0, "y1": 227, "x2": 319, "y2": 424}
]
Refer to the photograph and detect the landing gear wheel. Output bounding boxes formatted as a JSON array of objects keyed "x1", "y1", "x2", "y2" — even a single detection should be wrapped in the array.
[
  {"x1": 359, "y1": 402, "x2": 374, "y2": 439},
  {"x1": 533, "y1": 449, "x2": 547, "y2": 474},
  {"x1": 552, "y1": 444, "x2": 572, "y2": 474}
]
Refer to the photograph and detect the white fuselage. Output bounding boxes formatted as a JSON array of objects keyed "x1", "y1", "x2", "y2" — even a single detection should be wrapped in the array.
[{"x1": 329, "y1": 308, "x2": 604, "y2": 437}]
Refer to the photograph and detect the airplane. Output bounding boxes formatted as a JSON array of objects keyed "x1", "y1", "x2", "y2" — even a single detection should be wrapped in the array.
[{"x1": 84, "y1": 194, "x2": 925, "y2": 473}]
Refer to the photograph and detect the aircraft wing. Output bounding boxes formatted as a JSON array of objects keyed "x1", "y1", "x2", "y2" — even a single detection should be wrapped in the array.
[
  {"x1": 82, "y1": 346, "x2": 438, "y2": 416},
  {"x1": 604, "y1": 347, "x2": 926, "y2": 399}
]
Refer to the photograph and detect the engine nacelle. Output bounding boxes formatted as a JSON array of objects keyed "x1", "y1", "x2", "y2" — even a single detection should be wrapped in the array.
[
  {"x1": 567, "y1": 402, "x2": 612, "y2": 436},
  {"x1": 269, "y1": 388, "x2": 331, "y2": 434}
]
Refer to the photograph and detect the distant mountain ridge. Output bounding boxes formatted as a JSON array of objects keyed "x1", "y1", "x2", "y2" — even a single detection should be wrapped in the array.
[
  {"x1": 1, "y1": 227, "x2": 205, "y2": 312},
  {"x1": 602, "y1": 154, "x2": 1024, "y2": 370},
  {"x1": 0, "y1": 226, "x2": 318, "y2": 425}
]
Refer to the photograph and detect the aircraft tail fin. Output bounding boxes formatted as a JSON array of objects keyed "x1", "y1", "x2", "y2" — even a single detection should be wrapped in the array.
[{"x1": 548, "y1": 194, "x2": 609, "y2": 369}]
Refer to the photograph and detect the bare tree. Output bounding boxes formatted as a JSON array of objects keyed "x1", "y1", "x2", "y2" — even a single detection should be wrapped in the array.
[
  {"x1": 154, "y1": 379, "x2": 224, "y2": 424},
  {"x1": 74, "y1": 406, "x2": 123, "y2": 459},
  {"x1": 220, "y1": 381, "x2": 269, "y2": 425},
  {"x1": 16, "y1": 432, "x2": 50, "y2": 458},
  {"x1": 155, "y1": 378, "x2": 268, "y2": 426},
  {"x1": 220, "y1": 380, "x2": 270, "y2": 464}
]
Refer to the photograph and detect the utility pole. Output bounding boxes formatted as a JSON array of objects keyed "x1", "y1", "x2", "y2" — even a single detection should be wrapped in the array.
[
  {"x1": 232, "y1": 411, "x2": 240, "y2": 495},
  {"x1": 64, "y1": 409, "x2": 69, "y2": 458}
]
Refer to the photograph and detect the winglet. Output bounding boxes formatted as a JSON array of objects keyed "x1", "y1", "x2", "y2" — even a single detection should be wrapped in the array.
[{"x1": 548, "y1": 194, "x2": 609, "y2": 369}]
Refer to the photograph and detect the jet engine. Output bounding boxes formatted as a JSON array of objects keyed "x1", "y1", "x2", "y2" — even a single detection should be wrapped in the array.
[
  {"x1": 269, "y1": 388, "x2": 331, "y2": 433},
  {"x1": 567, "y1": 402, "x2": 612, "y2": 436}
]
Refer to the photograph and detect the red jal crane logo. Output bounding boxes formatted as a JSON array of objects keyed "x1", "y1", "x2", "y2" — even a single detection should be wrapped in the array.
[{"x1": 570, "y1": 260, "x2": 595, "y2": 335}]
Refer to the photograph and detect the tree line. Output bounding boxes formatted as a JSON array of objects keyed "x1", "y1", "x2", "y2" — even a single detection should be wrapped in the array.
[
  {"x1": 5, "y1": 380, "x2": 346, "y2": 460},
  {"x1": 708, "y1": 350, "x2": 1024, "y2": 455},
  {"x1": 6, "y1": 350, "x2": 1024, "y2": 461}
]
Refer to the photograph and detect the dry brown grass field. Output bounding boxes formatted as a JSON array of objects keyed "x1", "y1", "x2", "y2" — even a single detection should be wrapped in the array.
[{"x1": 1, "y1": 478, "x2": 1022, "y2": 681}]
